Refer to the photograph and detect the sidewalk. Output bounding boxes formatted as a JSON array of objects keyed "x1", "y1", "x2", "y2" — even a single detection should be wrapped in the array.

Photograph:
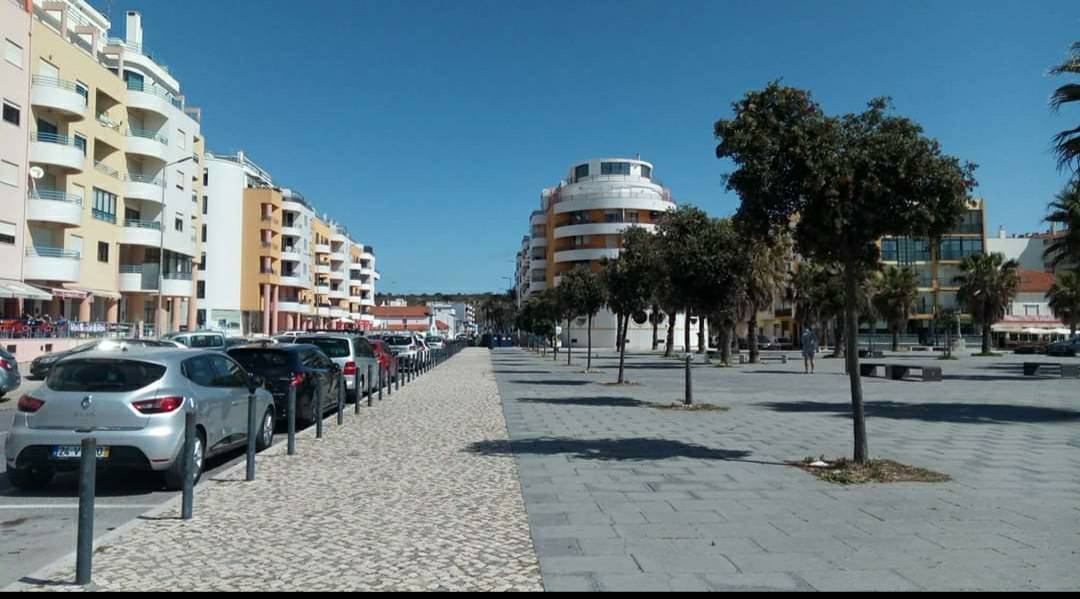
[{"x1": 11, "y1": 349, "x2": 541, "y2": 592}]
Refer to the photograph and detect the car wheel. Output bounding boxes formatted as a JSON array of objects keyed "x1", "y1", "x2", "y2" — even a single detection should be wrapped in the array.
[
  {"x1": 164, "y1": 430, "x2": 206, "y2": 491},
  {"x1": 256, "y1": 408, "x2": 275, "y2": 451},
  {"x1": 7, "y1": 464, "x2": 55, "y2": 491}
]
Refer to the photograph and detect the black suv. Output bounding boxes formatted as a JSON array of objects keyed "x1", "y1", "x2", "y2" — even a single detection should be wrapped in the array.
[{"x1": 227, "y1": 343, "x2": 344, "y2": 428}]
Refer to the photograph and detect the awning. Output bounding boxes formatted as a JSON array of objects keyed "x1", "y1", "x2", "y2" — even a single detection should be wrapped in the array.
[
  {"x1": 49, "y1": 287, "x2": 88, "y2": 300},
  {"x1": 86, "y1": 289, "x2": 122, "y2": 300},
  {"x1": 0, "y1": 279, "x2": 52, "y2": 301}
]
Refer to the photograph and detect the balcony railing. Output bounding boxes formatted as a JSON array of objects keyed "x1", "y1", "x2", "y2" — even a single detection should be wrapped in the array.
[
  {"x1": 28, "y1": 189, "x2": 82, "y2": 204},
  {"x1": 260, "y1": 267, "x2": 277, "y2": 275},
  {"x1": 32, "y1": 132, "x2": 72, "y2": 145},
  {"x1": 94, "y1": 161, "x2": 120, "y2": 179},
  {"x1": 119, "y1": 264, "x2": 144, "y2": 274},
  {"x1": 124, "y1": 77, "x2": 182, "y2": 109},
  {"x1": 92, "y1": 209, "x2": 117, "y2": 224},
  {"x1": 108, "y1": 38, "x2": 170, "y2": 72},
  {"x1": 126, "y1": 173, "x2": 163, "y2": 186},
  {"x1": 32, "y1": 75, "x2": 87, "y2": 101},
  {"x1": 164, "y1": 271, "x2": 192, "y2": 281},
  {"x1": 26, "y1": 246, "x2": 80, "y2": 259},
  {"x1": 127, "y1": 128, "x2": 168, "y2": 145},
  {"x1": 124, "y1": 218, "x2": 161, "y2": 230}
]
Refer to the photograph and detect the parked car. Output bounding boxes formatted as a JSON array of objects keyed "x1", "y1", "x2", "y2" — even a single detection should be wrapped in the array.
[
  {"x1": 273, "y1": 336, "x2": 297, "y2": 344},
  {"x1": 27, "y1": 338, "x2": 180, "y2": 380},
  {"x1": 367, "y1": 339, "x2": 396, "y2": 379},
  {"x1": 414, "y1": 334, "x2": 431, "y2": 361},
  {"x1": 5, "y1": 349, "x2": 276, "y2": 491},
  {"x1": 227, "y1": 343, "x2": 343, "y2": 427},
  {"x1": 1046, "y1": 337, "x2": 1080, "y2": 357},
  {"x1": 425, "y1": 335, "x2": 446, "y2": 351},
  {"x1": 385, "y1": 334, "x2": 420, "y2": 360},
  {"x1": 164, "y1": 330, "x2": 227, "y2": 351},
  {"x1": 1, "y1": 348, "x2": 21, "y2": 400},
  {"x1": 773, "y1": 337, "x2": 794, "y2": 351},
  {"x1": 292, "y1": 334, "x2": 378, "y2": 401}
]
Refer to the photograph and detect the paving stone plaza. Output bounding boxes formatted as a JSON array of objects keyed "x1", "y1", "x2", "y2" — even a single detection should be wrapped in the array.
[{"x1": 8, "y1": 348, "x2": 1079, "y2": 592}]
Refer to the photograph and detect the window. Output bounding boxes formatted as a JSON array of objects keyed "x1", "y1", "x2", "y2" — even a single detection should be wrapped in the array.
[
  {"x1": 75, "y1": 82, "x2": 88, "y2": 106},
  {"x1": 199, "y1": 252, "x2": 206, "y2": 270},
  {"x1": 196, "y1": 309, "x2": 206, "y2": 328},
  {"x1": 0, "y1": 160, "x2": 16, "y2": 187},
  {"x1": 601, "y1": 162, "x2": 631, "y2": 176},
  {"x1": 203, "y1": 170, "x2": 208, "y2": 186},
  {"x1": 176, "y1": 171, "x2": 184, "y2": 190},
  {"x1": 1024, "y1": 305, "x2": 1041, "y2": 317},
  {"x1": 97, "y1": 242, "x2": 109, "y2": 263},
  {"x1": 177, "y1": 128, "x2": 186, "y2": 149},
  {"x1": 183, "y1": 356, "x2": 216, "y2": 387},
  {"x1": 0, "y1": 220, "x2": 15, "y2": 245},
  {"x1": 201, "y1": 224, "x2": 207, "y2": 242},
  {"x1": 210, "y1": 356, "x2": 247, "y2": 387},
  {"x1": 640, "y1": 165, "x2": 652, "y2": 179},
  {"x1": 938, "y1": 237, "x2": 983, "y2": 261},
  {"x1": 4, "y1": 39, "x2": 22, "y2": 68},
  {"x1": 92, "y1": 188, "x2": 118, "y2": 223},
  {"x1": 174, "y1": 214, "x2": 183, "y2": 232},
  {"x1": 74, "y1": 134, "x2": 87, "y2": 156},
  {"x1": 197, "y1": 280, "x2": 206, "y2": 299},
  {"x1": 202, "y1": 195, "x2": 208, "y2": 215},
  {"x1": 2, "y1": 101, "x2": 18, "y2": 126},
  {"x1": 574, "y1": 164, "x2": 589, "y2": 181}
]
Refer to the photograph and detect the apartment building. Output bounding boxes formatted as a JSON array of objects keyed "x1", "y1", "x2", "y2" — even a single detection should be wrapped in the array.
[
  {"x1": 0, "y1": 0, "x2": 35, "y2": 315},
  {"x1": 520, "y1": 158, "x2": 693, "y2": 351},
  {"x1": 17, "y1": 2, "x2": 204, "y2": 333},
  {"x1": 201, "y1": 152, "x2": 377, "y2": 335}
]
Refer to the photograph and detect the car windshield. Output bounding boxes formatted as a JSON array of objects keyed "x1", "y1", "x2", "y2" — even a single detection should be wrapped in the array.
[
  {"x1": 387, "y1": 336, "x2": 413, "y2": 346},
  {"x1": 426, "y1": 337, "x2": 443, "y2": 343},
  {"x1": 48, "y1": 359, "x2": 167, "y2": 392},
  {"x1": 295, "y1": 337, "x2": 351, "y2": 358},
  {"x1": 229, "y1": 349, "x2": 292, "y2": 373}
]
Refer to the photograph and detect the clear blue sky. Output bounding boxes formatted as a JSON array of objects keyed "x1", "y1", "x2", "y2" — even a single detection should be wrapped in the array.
[{"x1": 98, "y1": 0, "x2": 1078, "y2": 294}]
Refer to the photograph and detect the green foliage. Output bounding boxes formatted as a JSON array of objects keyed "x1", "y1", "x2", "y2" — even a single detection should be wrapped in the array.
[
  {"x1": 557, "y1": 266, "x2": 606, "y2": 320},
  {"x1": 600, "y1": 227, "x2": 655, "y2": 318},
  {"x1": 1050, "y1": 41, "x2": 1080, "y2": 172},
  {"x1": 873, "y1": 266, "x2": 920, "y2": 340},
  {"x1": 1044, "y1": 178, "x2": 1080, "y2": 271},
  {"x1": 954, "y1": 253, "x2": 1021, "y2": 328},
  {"x1": 1047, "y1": 271, "x2": 1080, "y2": 334}
]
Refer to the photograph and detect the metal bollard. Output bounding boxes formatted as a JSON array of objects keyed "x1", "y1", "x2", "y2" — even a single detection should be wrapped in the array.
[
  {"x1": 315, "y1": 381, "x2": 324, "y2": 439},
  {"x1": 287, "y1": 385, "x2": 296, "y2": 456},
  {"x1": 355, "y1": 366, "x2": 363, "y2": 415},
  {"x1": 378, "y1": 366, "x2": 384, "y2": 401},
  {"x1": 246, "y1": 391, "x2": 257, "y2": 482},
  {"x1": 182, "y1": 410, "x2": 195, "y2": 520},
  {"x1": 367, "y1": 363, "x2": 373, "y2": 407},
  {"x1": 76, "y1": 436, "x2": 96, "y2": 586},
  {"x1": 684, "y1": 354, "x2": 693, "y2": 406},
  {"x1": 337, "y1": 372, "x2": 345, "y2": 426},
  {"x1": 395, "y1": 359, "x2": 400, "y2": 391}
]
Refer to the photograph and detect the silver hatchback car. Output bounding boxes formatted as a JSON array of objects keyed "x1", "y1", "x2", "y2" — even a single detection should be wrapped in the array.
[{"x1": 5, "y1": 348, "x2": 276, "y2": 491}]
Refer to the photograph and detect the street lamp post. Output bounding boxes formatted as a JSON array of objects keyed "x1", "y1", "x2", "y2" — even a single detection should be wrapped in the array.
[{"x1": 157, "y1": 155, "x2": 196, "y2": 337}]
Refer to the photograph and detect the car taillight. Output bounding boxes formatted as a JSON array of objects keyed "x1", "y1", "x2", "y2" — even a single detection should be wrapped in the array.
[
  {"x1": 0, "y1": 358, "x2": 11, "y2": 371},
  {"x1": 18, "y1": 395, "x2": 45, "y2": 413},
  {"x1": 132, "y1": 396, "x2": 184, "y2": 414},
  {"x1": 290, "y1": 372, "x2": 306, "y2": 387},
  {"x1": 343, "y1": 362, "x2": 357, "y2": 376}
]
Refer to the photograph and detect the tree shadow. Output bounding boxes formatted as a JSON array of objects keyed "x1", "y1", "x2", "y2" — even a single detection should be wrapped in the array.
[
  {"x1": 508, "y1": 380, "x2": 592, "y2": 386},
  {"x1": 493, "y1": 370, "x2": 556, "y2": 374},
  {"x1": 15, "y1": 577, "x2": 79, "y2": 589},
  {"x1": 516, "y1": 396, "x2": 647, "y2": 408},
  {"x1": 758, "y1": 401, "x2": 1080, "y2": 424},
  {"x1": 943, "y1": 374, "x2": 1055, "y2": 382},
  {"x1": 465, "y1": 437, "x2": 752, "y2": 462}
]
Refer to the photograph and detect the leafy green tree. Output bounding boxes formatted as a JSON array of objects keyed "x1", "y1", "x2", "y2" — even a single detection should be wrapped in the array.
[
  {"x1": 872, "y1": 266, "x2": 920, "y2": 352},
  {"x1": 694, "y1": 217, "x2": 748, "y2": 367},
  {"x1": 736, "y1": 224, "x2": 792, "y2": 363},
  {"x1": 1050, "y1": 41, "x2": 1080, "y2": 172},
  {"x1": 1044, "y1": 179, "x2": 1080, "y2": 272},
  {"x1": 935, "y1": 308, "x2": 961, "y2": 359},
  {"x1": 715, "y1": 83, "x2": 976, "y2": 463},
  {"x1": 1048, "y1": 271, "x2": 1080, "y2": 337},
  {"x1": 954, "y1": 253, "x2": 1021, "y2": 355},
  {"x1": 600, "y1": 228, "x2": 654, "y2": 384},
  {"x1": 559, "y1": 267, "x2": 607, "y2": 371},
  {"x1": 655, "y1": 206, "x2": 719, "y2": 355}
]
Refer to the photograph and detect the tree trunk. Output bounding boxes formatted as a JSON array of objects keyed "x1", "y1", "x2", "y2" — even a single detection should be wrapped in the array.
[
  {"x1": 587, "y1": 313, "x2": 593, "y2": 372},
  {"x1": 844, "y1": 262, "x2": 869, "y2": 465},
  {"x1": 697, "y1": 316, "x2": 706, "y2": 354},
  {"x1": 748, "y1": 315, "x2": 759, "y2": 363},
  {"x1": 615, "y1": 311, "x2": 624, "y2": 353},
  {"x1": 683, "y1": 309, "x2": 692, "y2": 353},
  {"x1": 617, "y1": 314, "x2": 628, "y2": 384},
  {"x1": 651, "y1": 304, "x2": 660, "y2": 351},
  {"x1": 553, "y1": 325, "x2": 558, "y2": 361},
  {"x1": 1072, "y1": 322, "x2": 1077, "y2": 338},
  {"x1": 983, "y1": 322, "x2": 992, "y2": 355},
  {"x1": 664, "y1": 312, "x2": 677, "y2": 357},
  {"x1": 719, "y1": 325, "x2": 732, "y2": 365},
  {"x1": 892, "y1": 326, "x2": 900, "y2": 353},
  {"x1": 567, "y1": 317, "x2": 572, "y2": 366}
]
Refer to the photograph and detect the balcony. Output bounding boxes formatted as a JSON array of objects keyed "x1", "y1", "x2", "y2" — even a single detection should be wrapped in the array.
[
  {"x1": 31, "y1": 76, "x2": 87, "y2": 121},
  {"x1": 125, "y1": 81, "x2": 177, "y2": 118},
  {"x1": 360, "y1": 298, "x2": 375, "y2": 307},
  {"x1": 26, "y1": 190, "x2": 83, "y2": 227},
  {"x1": 162, "y1": 271, "x2": 194, "y2": 297},
  {"x1": 281, "y1": 223, "x2": 305, "y2": 238},
  {"x1": 553, "y1": 248, "x2": 621, "y2": 263},
  {"x1": 119, "y1": 265, "x2": 152, "y2": 292},
  {"x1": 554, "y1": 222, "x2": 656, "y2": 239},
  {"x1": 315, "y1": 264, "x2": 331, "y2": 275},
  {"x1": 328, "y1": 288, "x2": 348, "y2": 300},
  {"x1": 315, "y1": 285, "x2": 331, "y2": 295},
  {"x1": 124, "y1": 174, "x2": 163, "y2": 202},
  {"x1": 30, "y1": 133, "x2": 85, "y2": 172},
  {"x1": 120, "y1": 219, "x2": 162, "y2": 248},
  {"x1": 279, "y1": 271, "x2": 308, "y2": 288},
  {"x1": 24, "y1": 247, "x2": 80, "y2": 283},
  {"x1": 315, "y1": 307, "x2": 331, "y2": 317},
  {"x1": 280, "y1": 247, "x2": 303, "y2": 262},
  {"x1": 329, "y1": 269, "x2": 346, "y2": 281},
  {"x1": 125, "y1": 129, "x2": 169, "y2": 162},
  {"x1": 329, "y1": 251, "x2": 347, "y2": 263},
  {"x1": 330, "y1": 308, "x2": 350, "y2": 319},
  {"x1": 314, "y1": 243, "x2": 331, "y2": 254},
  {"x1": 278, "y1": 301, "x2": 311, "y2": 314}
]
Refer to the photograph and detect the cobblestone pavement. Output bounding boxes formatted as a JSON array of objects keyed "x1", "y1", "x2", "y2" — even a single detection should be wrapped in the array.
[
  {"x1": 13, "y1": 349, "x2": 541, "y2": 592},
  {"x1": 490, "y1": 348, "x2": 1080, "y2": 592}
]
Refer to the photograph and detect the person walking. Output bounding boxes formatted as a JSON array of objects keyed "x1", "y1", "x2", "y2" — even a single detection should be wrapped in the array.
[{"x1": 801, "y1": 327, "x2": 819, "y2": 374}]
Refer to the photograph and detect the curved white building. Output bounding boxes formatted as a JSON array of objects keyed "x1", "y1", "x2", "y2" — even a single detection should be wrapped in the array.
[{"x1": 521, "y1": 158, "x2": 696, "y2": 351}]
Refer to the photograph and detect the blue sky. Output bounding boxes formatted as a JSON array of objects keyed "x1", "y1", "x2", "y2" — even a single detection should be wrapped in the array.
[{"x1": 99, "y1": 0, "x2": 1078, "y2": 293}]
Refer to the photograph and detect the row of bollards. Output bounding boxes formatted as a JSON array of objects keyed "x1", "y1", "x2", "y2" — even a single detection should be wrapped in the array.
[{"x1": 75, "y1": 340, "x2": 469, "y2": 586}]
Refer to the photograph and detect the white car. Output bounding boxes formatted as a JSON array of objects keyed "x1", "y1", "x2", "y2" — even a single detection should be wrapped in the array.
[{"x1": 425, "y1": 335, "x2": 446, "y2": 351}]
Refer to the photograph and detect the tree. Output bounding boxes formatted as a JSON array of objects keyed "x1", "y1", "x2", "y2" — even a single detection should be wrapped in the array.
[
  {"x1": 736, "y1": 224, "x2": 792, "y2": 363},
  {"x1": 935, "y1": 308, "x2": 961, "y2": 359},
  {"x1": 694, "y1": 217, "x2": 748, "y2": 368},
  {"x1": 655, "y1": 206, "x2": 718, "y2": 355},
  {"x1": 1048, "y1": 271, "x2": 1080, "y2": 337},
  {"x1": 557, "y1": 267, "x2": 606, "y2": 369},
  {"x1": 954, "y1": 252, "x2": 1021, "y2": 355},
  {"x1": 1050, "y1": 41, "x2": 1080, "y2": 172},
  {"x1": 715, "y1": 83, "x2": 976, "y2": 464},
  {"x1": 1044, "y1": 178, "x2": 1080, "y2": 272},
  {"x1": 872, "y1": 266, "x2": 920, "y2": 352},
  {"x1": 600, "y1": 228, "x2": 654, "y2": 384}
]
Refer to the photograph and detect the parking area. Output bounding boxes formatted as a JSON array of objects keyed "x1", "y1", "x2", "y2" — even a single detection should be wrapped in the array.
[{"x1": 491, "y1": 348, "x2": 1080, "y2": 591}]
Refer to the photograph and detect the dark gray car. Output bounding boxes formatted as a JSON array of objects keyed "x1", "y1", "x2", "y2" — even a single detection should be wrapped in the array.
[{"x1": 1, "y1": 348, "x2": 20, "y2": 400}]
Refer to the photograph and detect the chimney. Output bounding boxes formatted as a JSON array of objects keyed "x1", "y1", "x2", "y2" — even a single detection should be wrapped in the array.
[
  {"x1": 126, "y1": 11, "x2": 143, "y2": 47},
  {"x1": 997, "y1": 225, "x2": 1006, "y2": 239}
]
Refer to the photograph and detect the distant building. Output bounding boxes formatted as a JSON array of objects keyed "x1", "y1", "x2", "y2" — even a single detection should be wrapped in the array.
[
  {"x1": 371, "y1": 304, "x2": 432, "y2": 333},
  {"x1": 986, "y1": 227, "x2": 1053, "y2": 272}
]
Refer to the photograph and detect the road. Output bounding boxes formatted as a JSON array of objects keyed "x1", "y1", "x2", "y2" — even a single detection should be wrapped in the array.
[{"x1": 0, "y1": 379, "x2": 247, "y2": 588}]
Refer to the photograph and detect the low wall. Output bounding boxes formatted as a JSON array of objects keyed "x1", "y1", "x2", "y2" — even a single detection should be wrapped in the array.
[{"x1": 1, "y1": 338, "x2": 86, "y2": 364}]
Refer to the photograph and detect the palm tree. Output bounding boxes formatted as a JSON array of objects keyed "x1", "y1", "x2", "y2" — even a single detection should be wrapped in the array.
[
  {"x1": 743, "y1": 236, "x2": 793, "y2": 363},
  {"x1": 1047, "y1": 271, "x2": 1080, "y2": 337},
  {"x1": 872, "y1": 266, "x2": 920, "y2": 352},
  {"x1": 955, "y1": 253, "x2": 1022, "y2": 355},
  {"x1": 1045, "y1": 179, "x2": 1080, "y2": 271},
  {"x1": 1050, "y1": 41, "x2": 1080, "y2": 172}
]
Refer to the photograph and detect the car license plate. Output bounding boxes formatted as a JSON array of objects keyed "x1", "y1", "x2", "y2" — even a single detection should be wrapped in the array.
[{"x1": 51, "y1": 446, "x2": 110, "y2": 460}]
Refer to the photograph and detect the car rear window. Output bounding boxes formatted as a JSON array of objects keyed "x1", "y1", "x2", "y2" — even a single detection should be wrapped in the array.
[
  {"x1": 228, "y1": 349, "x2": 294, "y2": 372},
  {"x1": 295, "y1": 337, "x2": 350, "y2": 358},
  {"x1": 48, "y1": 359, "x2": 167, "y2": 392},
  {"x1": 387, "y1": 336, "x2": 412, "y2": 345}
]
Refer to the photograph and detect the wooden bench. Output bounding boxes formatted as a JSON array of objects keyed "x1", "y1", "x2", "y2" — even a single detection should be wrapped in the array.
[
  {"x1": 861, "y1": 362, "x2": 943, "y2": 382},
  {"x1": 739, "y1": 354, "x2": 788, "y2": 365},
  {"x1": 1024, "y1": 362, "x2": 1080, "y2": 378}
]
